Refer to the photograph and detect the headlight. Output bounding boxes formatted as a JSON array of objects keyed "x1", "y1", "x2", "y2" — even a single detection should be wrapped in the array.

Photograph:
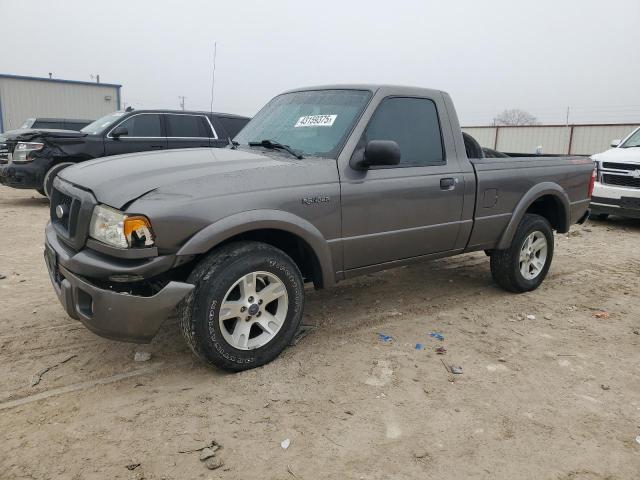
[
  {"x1": 12, "y1": 142, "x2": 44, "y2": 163},
  {"x1": 89, "y1": 204, "x2": 155, "y2": 249}
]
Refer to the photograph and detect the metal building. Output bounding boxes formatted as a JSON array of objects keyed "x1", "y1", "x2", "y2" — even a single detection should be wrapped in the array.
[
  {"x1": 0, "y1": 74, "x2": 121, "y2": 133},
  {"x1": 463, "y1": 123, "x2": 640, "y2": 156}
]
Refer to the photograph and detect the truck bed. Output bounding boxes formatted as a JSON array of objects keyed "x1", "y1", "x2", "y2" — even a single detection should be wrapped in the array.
[{"x1": 465, "y1": 155, "x2": 594, "y2": 251}]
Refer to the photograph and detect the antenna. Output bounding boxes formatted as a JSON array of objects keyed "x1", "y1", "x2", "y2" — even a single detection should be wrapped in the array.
[
  {"x1": 209, "y1": 42, "x2": 217, "y2": 114},
  {"x1": 178, "y1": 96, "x2": 186, "y2": 110}
]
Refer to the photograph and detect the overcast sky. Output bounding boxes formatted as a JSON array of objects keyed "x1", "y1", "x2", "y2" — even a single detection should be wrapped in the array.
[{"x1": 2, "y1": 0, "x2": 639, "y2": 125}]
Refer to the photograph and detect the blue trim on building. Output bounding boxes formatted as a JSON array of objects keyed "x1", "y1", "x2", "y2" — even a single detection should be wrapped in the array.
[{"x1": 0, "y1": 73, "x2": 122, "y2": 89}]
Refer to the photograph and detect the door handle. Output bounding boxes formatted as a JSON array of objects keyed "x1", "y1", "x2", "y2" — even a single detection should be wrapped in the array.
[{"x1": 440, "y1": 177, "x2": 458, "y2": 190}]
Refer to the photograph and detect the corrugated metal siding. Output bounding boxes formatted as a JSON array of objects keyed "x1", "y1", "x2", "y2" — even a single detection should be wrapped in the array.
[
  {"x1": 497, "y1": 126, "x2": 571, "y2": 154},
  {"x1": 0, "y1": 78, "x2": 119, "y2": 131},
  {"x1": 462, "y1": 127, "x2": 496, "y2": 148},
  {"x1": 569, "y1": 125, "x2": 638, "y2": 155},
  {"x1": 462, "y1": 124, "x2": 640, "y2": 155}
]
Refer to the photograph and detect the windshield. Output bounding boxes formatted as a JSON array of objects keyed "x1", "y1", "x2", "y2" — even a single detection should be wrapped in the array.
[
  {"x1": 620, "y1": 128, "x2": 640, "y2": 148},
  {"x1": 80, "y1": 111, "x2": 126, "y2": 135},
  {"x1": 20, "y1": 118, "x2": 36, "y2": 129},
  {"x1": 234, "y1": 89, "x2": 372, "y2": 158}
]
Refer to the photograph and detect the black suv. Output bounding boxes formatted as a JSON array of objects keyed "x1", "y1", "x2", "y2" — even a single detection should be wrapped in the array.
[{"x1": 0, "y1": 109, "x2": 250, "y2": 197}]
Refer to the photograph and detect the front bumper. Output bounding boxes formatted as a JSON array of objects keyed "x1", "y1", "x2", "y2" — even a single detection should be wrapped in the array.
[
  {"x1": 0, "y1": 161, "x2": 46, "y2": 189},
  {"x1": 44, "y1": 234, "x2": 194, "y2": 343},
  {"x1": 591, "y1": 182, "x2": 640, "y2": 219}
]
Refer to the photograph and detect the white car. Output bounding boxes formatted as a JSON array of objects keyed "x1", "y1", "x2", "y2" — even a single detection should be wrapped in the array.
[{"x1": 590, "y1": 126, "x2": 640, "y2": 219}]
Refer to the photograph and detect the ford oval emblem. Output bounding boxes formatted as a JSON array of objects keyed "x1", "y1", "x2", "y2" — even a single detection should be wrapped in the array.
[{"x1": 55, "y1": 205, "x2": 66, "y2": 219}]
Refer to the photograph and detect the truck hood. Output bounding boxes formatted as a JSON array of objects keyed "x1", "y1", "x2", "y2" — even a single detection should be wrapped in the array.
[
  {"x1": 59, "y1": 147, "x2": 319, "y2": 209},
  {"x1": 592, "y1": 147, "x2": 640, "y2": 164},
  {"x1": 1, "y1": 128, "x2": 87, "y2": 141}
]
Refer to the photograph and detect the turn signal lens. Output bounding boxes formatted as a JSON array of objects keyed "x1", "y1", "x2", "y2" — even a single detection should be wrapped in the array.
[
  {"x1": 89, "y1": 205, "x2": 155, "y2": 249},
  {"x1": 588, "y1": 166, "x2": 596, "y2": 198},
  {"x1": 123, "y1": 216, "x2": 155, "y2": 248}
]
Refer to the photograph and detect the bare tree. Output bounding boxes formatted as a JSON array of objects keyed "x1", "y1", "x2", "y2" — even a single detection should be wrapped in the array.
[{"x1": 493, "y1": 109, "x2": 539, "y2": 126}]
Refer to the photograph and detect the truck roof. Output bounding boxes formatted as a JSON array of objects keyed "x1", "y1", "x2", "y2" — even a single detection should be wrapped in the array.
[
  {"x1": 121, "y1": 109, "x2": 250, "y2": 120},
  {"x1": 282, "y1": 84, "x2": 446, "y2": 97}
]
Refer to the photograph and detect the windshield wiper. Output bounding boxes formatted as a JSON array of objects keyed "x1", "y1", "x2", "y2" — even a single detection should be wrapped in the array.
[{"x1": 248, "y1": 139, "x2": 304, "y2": 159}]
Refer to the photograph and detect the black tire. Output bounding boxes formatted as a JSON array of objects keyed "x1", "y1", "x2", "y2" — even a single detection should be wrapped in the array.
[
  {"x1": 36, "y1": 188, "x2": 46, "y2": 197},
  {"x1": 178, "y1": 241, "x2": 305, "y2": 372},
  {"x1": 43, "y1": 162, "x2": 75, "y2": 198},
  {"x1": 490, "y1": 214, "x2": 554, "y2": 293}
]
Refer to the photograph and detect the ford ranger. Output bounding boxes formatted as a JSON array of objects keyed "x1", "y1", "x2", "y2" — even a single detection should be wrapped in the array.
[{"x1": 43, "y1": 85, "x2": 595, "y2": 371}]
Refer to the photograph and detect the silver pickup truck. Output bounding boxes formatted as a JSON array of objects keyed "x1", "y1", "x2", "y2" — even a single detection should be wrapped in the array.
[{"x1": 44, "y1": 85, "x2": 595, "y2": 371}]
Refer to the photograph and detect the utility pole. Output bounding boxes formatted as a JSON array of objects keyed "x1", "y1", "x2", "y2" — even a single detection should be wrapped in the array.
[
  {"x1": 210, "y1": 41, "x2": 217, "y2": 113},
  {"x1": 565, "y1": 106, "x2": 570, "y2": 126},
  {"x1": 178, "y1": 96, "x2": 186, "y2": 111}
]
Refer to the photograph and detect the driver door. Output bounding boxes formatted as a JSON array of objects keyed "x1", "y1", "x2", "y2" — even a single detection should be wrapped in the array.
[{"x1": 340, "y1": 96, "x2": 466, "y2": 270}]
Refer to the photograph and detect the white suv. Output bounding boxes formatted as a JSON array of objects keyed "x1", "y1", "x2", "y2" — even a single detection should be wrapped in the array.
[{"x1": 591, "y1": 127, "x2": 640, "y2": 219}]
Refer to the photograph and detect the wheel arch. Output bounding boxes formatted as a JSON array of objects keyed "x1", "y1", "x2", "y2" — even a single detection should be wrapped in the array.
[
  {"x1": 497, "y1": 183, "x2": 570, "y2": 250},
  {"x1": 176, "y1": 210, "x2": 335, "y2": 289}
]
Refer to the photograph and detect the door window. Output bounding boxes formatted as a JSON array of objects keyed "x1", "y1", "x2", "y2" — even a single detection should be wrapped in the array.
[
  {"x1": 166, "y1": 114, "x2": 211, "y2": 138},
  {"x1": 365, "y1": 97, "x2": 444, "y2": 167},
  {"x1": 116, "y1": 114, "x2": 162, "y2": 137}
]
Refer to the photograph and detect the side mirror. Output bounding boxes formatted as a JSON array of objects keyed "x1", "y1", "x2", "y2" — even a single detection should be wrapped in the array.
[
  {"x1": 355, "y1": 140, "x2": 401, "y2": 169},
  {"x1": 610, "y1": 139, "x2": 621, "y2": 148},
  {"x1": 111, "y1": 125, "x2": 128, "y2": 138}
]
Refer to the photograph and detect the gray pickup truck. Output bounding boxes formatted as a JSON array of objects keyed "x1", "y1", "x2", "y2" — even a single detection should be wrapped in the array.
[{"x1": 44, "y1": 85, "x2": 595, "y2": 371}]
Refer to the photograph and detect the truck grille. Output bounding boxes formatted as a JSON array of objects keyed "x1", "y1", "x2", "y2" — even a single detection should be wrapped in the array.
[
  {"x1": 602, "y1": 174, "x2": 640, "y2": 189},
  {"x1": 50, "y1": 188, "x2": 79, "y2": 234},
  {"x1": 602, "y1": 162, "x2": 640, "y2": 171},
  {"x1": 49, "y1": 180, "x2": 96, "y2": 251},
  {"x1": 0, "y1": 142, "x2": 10, "y2": 163}
]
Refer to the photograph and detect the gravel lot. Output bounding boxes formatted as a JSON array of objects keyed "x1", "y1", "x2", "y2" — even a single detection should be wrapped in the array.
[{"x1": 1, "y1": 185, "x2": 639, "y2": 480}]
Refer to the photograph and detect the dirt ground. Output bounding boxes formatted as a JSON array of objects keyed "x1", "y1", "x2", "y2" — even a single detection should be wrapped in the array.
[{"x1": 0, "y1": 185, "x2": 639, "y2": 480}]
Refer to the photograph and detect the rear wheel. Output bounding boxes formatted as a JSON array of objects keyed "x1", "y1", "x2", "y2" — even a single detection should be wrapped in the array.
[
  {"x1": 179, "y1": 241, "x2": 305, "y2": 372},
  {"x1": 43, "y1": 162, "x2": 75, "y2": 198},
  {"x1": 490, "y1": 214, "x2": 554, "y2": 293}
]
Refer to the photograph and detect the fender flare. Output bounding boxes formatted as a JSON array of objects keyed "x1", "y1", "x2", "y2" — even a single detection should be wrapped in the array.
[
  {"x1": 496, "y1": 182, "x2": 570, "y2": 250},
  {"x1": 176, "y1": 210, "x2": 336, "y2": 287}
]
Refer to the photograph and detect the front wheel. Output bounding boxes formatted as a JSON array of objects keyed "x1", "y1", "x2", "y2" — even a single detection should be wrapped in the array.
[
  {"x1": 179, "y1": 241, "x2": 305, "y2": 372},
  {"x1": 490, "y1": 214, "x2": 554, "y2": 293}
]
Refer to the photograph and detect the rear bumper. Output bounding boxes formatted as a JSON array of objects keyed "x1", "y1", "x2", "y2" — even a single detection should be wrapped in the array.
[{"x1": 44, "y1": 234, "x2": 194, "y2": 343}]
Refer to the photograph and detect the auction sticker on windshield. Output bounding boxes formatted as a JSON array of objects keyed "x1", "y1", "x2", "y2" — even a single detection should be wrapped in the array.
[{"x1": 295, "y1": 115, "x2": 337, "y2": 127}]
